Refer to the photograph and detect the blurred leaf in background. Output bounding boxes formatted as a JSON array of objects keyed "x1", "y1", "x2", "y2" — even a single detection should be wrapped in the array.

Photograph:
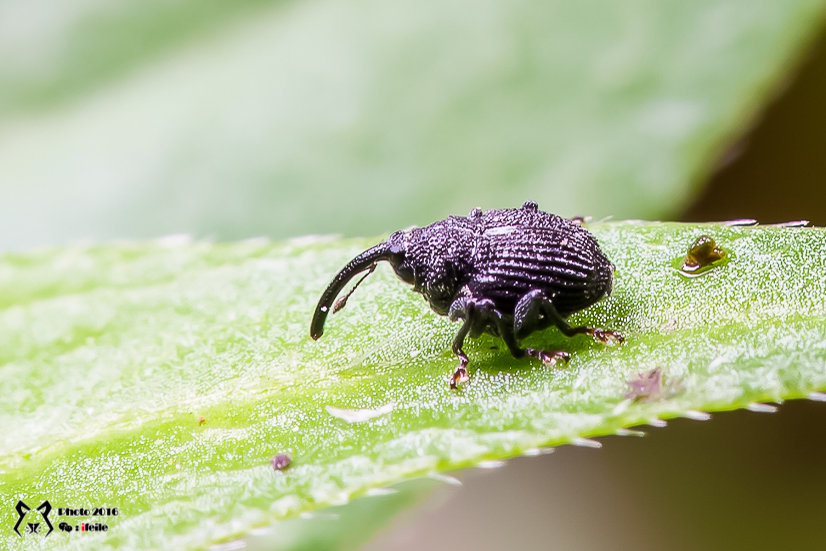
[
  {"x1": 1, "y1": 0, "x2": 825, "y2": 249},
  {"x1": 4, "y1": 0, "x2": 826, "y2": 549}
]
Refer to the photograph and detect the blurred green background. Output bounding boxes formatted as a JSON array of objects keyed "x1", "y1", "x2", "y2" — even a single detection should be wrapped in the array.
[
  {"x1": 3, "y1": 0, "x2": 826, "y2": 549},
  {"x1": 2, "y1": 0, "x2": 825, "y2": 251}
]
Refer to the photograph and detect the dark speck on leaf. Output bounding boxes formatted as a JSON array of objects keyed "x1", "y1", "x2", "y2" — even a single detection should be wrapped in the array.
[
  {"x1": 271, "y1": 454, "x2": 292, "y2": 471},
  {"x1": 626, "y1": 367, "x2": 667, "y2": 402}
]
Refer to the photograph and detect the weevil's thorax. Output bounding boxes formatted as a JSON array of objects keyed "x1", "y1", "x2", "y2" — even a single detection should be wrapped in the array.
[{"x1": 387, "y1": 218, "x2": 475, "y2": 315}]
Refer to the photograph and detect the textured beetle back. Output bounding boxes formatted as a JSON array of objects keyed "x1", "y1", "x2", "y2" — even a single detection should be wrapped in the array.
[
  {"x1": 373, "y1": 202, "x2": 613, "y2": 320},
  {"x1": 470, "y1": 205, "x2": 613, "y2": 316}
]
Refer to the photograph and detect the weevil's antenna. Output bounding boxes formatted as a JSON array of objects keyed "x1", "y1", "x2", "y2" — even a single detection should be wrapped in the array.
[
  {"x1": 310, "y1": 241, "x2": 393, "y2": 339},
  {"x1": 331, "y1": 263, "x2": 377, "y2": 314}
]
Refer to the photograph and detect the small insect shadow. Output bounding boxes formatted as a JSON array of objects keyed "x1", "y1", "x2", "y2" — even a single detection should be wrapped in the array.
[{"x1": 468, "y1": 332, "x2": 602, "y2": 379}]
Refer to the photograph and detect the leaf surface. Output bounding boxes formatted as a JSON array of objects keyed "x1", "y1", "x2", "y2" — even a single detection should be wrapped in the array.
[{"x1": 2, "y1": 222, "x2": 825, "y2": 549}]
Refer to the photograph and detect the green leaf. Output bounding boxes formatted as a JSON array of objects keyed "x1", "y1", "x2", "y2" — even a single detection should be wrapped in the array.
[
  {"x1": 2, "y1": 222, "x2": 825, "y2": 549},
  {"x1": 1, "y1": 0, "x2": 825, "y2": 248}
]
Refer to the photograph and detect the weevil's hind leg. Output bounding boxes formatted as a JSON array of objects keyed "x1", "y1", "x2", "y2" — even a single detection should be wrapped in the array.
[
  {"x1": 546, "y1": 301, "x2": 624, "y2": 344},
  {"x1": 515, "y1": 289, "x2": 624, "y2": 345}
]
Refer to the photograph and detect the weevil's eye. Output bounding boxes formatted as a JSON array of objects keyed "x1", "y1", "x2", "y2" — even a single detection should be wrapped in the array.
[
  {"x1": 384, "y1": 233, "x2": 413, "y2": 283},
  {"x1": 392, "y1": 260, "x2": 415, "y2": 284}
]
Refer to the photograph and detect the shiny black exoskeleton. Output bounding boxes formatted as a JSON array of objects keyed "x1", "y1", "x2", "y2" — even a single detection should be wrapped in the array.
[{"x1": 311, "y1": 201, "x2": 623, "y2": 388}]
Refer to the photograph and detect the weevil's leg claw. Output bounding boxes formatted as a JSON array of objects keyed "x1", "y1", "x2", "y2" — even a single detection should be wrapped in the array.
[
  {"x1": 449, "y1": 354, "x2": 470, "y2": 389},
  {"x1": 450, "y1": 366, "x2": 469, "y2": 389},
  {"x1": 525, "y1": 348, "x2": 571, "y2": 366},
  {"x1": 589, "y1": 328, "x2": 624, "y2": 345}
]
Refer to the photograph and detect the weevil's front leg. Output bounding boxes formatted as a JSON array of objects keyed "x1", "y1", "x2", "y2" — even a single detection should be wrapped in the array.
[
  {"x1": 449, "y1": 308, "x2": 473, "y2": 389},
  {"x1": 447, "y1": 296, "x2": 499, "y2": 389},
  {"x1": 515, "y1": 289, "x2": 623, "y2": 345}
]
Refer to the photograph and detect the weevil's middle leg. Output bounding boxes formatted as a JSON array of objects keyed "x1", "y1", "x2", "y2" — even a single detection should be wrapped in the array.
[
  {"x1": 523, "y1": 347, "x2": 571, "y2": 366},
  {"x1": 456, "y1": 296, "x2": 571, "y2": 369},
  {"x1": 515, "y1": 289, "x2": 624, "y2": 345}
]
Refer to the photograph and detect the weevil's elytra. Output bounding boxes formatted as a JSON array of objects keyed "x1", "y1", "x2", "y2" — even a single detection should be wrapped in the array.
[{"x1": 311, "y1": 201, "x2": 623, "y2": 388}]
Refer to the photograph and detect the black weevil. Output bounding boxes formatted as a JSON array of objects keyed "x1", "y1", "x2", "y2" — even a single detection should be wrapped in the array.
[{"x1": 311, "y1": 201, "x2": 623, "y2": 388}]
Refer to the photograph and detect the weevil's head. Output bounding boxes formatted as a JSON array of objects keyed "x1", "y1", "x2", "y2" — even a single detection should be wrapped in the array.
[
  {"x1": 310, "y1": 221, "x2": 476, "y2": 338},
  {"x1": 387, "y1": 223, "x2": 473, "y2": 315},
  {"x1": 386, "y1": 230, "x2": 415, "y2": 285},
  {"x1": 309, "y1": 233, "x2": 415, "y2": 340}
]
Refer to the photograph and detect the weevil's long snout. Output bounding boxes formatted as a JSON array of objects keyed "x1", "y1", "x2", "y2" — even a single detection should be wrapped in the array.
[{"x1": 310, "y1": 240, "x2": 394, "y2": 340}]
